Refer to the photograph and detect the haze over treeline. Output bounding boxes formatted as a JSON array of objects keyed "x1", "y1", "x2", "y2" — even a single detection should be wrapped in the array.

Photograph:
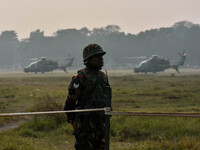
[{"x1": 0, "y1": 21, "x2": 200, "y2": 70}]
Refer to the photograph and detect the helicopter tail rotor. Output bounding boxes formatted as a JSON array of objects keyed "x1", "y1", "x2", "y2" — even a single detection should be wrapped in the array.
[{"x1": 177, "y1": 51, "x2": 187, "y2": 66}]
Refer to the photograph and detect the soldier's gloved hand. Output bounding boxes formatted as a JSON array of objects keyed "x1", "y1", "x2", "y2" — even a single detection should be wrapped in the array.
[
  {"x1": 67, "y1": 113, "x2": 75, "y2": 123},
  {"x1": 68, "y1": 119, "x2": 74, "y2": 124},
  {"x1": 67, "y1": 117, "x2": 76, "y2": 130}
]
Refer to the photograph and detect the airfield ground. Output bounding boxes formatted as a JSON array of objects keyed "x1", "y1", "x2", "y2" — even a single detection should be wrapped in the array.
[
  {"x1": 0, "y1": 68, "x2": 200, "y2": 78},
  {"x1": 0, "y1": 68, "x2": 200, "y2": 149}
]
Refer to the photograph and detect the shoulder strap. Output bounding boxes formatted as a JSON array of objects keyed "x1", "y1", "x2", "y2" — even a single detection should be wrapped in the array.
[{"x1": 99, "y1": 70, "x2": 110, "y2": 85}]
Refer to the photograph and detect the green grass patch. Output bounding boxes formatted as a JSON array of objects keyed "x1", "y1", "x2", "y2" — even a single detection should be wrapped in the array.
[{"x1": 1, "y1": 72, "x2": 200, "y2": 149}]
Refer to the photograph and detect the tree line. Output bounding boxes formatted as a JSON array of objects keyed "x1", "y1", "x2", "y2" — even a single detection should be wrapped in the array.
[{"x1": 0, "y1": 21, "x2": 200, "y2": 70}]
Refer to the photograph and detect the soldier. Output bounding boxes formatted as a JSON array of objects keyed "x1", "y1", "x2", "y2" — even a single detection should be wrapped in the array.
[{"x1": 64, "y1": 43, "x2": 112, "y2": 150}]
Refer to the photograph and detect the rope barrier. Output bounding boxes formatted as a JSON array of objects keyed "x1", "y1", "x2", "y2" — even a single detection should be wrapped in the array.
[
  {"x1": 105, "y1": 111, "x2": 200, "y2": 118},
  {"x1": 1, "y1": 107, "x2": 200, "y2": 118},
  {"x1": 2, "y1": 107, "x2": 200, "y2": 150},
  {"x1": 0, "y1": 108, "x2": 105, "y2": 117}
]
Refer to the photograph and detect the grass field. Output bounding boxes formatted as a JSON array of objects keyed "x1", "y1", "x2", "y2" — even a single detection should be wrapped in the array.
[{"x1": 0, "y1": 69, "x2": 200, "y2": 150}]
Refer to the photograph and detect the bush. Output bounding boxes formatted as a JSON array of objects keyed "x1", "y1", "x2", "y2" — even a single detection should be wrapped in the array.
[
  {"x1": 18, "y1": 93, "x2": 68, "y2": 132},
  {"x1": 31, "y1": 93, "x2": 67, "y2": 125},
  {"x1": 18, "y1": 128, "x2": 37, "y2": 138}
]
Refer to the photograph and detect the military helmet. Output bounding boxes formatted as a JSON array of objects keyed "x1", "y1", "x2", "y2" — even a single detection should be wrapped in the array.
[{"x1": 83, "y1": 44, "x2": 106, "y2": 61}]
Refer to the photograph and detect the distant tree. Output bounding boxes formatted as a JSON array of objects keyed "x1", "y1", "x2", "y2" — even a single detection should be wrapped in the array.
[
  {"x1": 80, "y1": 27, "x2": 91, "y2": 36},
  {"x1": 105, "y1": 25, "x2": 121, "y2": 33},
  {"x1": 14, "y1": 21, "x2": 200, "y2": 69},
  {"x1": 17, "y1": 29, "x2": 56, "y2": 67},
  {"x1": 184, "y1": 25, "x2": 200, "y2": 65},
  {"x1": 30, "y1": 29, "x2": 44, "y2": 39},
  {"x1": 0, "y1": 30, "x2": 19, "y2": 69},
  {"x1": 53, "y1": 28, "x2": 88, "y2": 66},
  {"x1": 19, "y1": 29, "x2": 48, "y2": 57}
]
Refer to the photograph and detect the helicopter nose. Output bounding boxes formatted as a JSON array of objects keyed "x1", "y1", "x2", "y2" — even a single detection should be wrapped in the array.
[
  {"x1": 134, "y1": 68, "x2": 139, "y2": 73},
  {"x1": 24, "y1": 68, "x2": 28, "y2": 72}
]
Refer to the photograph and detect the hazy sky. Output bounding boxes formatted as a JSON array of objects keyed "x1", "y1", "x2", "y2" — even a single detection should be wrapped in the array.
[{"x1": 1, "y1": 0, "x2": 200, "y2": 39}]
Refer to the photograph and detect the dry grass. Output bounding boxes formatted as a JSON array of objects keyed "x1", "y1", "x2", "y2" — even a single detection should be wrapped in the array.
[{"x1": 0, "y1": 69, "x2": 200, "y2": 149}]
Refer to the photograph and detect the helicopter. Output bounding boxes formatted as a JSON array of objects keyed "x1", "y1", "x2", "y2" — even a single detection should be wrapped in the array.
[
  {"x1": 129, "y1": 51, "x2": 187, "y2": 74},
  {"x1": 24, "y1": 55, "x2": 74, "y2": 74}
]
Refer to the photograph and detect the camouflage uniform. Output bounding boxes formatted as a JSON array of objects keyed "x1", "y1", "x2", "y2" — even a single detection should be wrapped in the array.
[{"x1": 64, "y1": 44, "x2": 111, "y2": 150}]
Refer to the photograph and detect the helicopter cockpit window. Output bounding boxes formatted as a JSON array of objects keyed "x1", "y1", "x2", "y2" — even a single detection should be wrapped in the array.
[
  {"x1": 27, "y1": 62, "x2": 37, "y2": 68},
  {"x1": 137, "y1": 60, "x2": 147, "y2": 67}
]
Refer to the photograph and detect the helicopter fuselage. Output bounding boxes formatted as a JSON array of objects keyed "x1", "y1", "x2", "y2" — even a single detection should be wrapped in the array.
[
  {"x1": 134, "y1": 52, "x2": 186, "y2": 74},
  {"x1": 134, "y1": 57, "x2": 170, "y2": 73},
  {"x1": 24, "y1": 59, "x2": 58, "y2": 73},
  {"x1": 24, "y1": 56, "x2": 74, "y2": 73}
]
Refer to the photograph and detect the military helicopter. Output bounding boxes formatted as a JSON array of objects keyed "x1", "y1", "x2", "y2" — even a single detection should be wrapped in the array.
[
  {"x1": 24, "y1": 55, "x2": 74, "y2": 74},
  {"x1": 127, "y1": 51, "x2": 186, "y2": 74}
]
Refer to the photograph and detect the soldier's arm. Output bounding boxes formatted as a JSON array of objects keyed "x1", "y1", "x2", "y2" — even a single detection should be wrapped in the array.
[{"x1": 64, "y1": 76, "x2": 83, "y2": 123}]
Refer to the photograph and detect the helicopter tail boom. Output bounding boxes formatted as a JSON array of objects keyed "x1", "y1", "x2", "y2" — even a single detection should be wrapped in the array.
[
  {"x1": 59, "y1": 66, "x2": 67, "y2": 72},
  {"x1": 58, "y1": 57, "x2": 74, "y2": 73}
]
